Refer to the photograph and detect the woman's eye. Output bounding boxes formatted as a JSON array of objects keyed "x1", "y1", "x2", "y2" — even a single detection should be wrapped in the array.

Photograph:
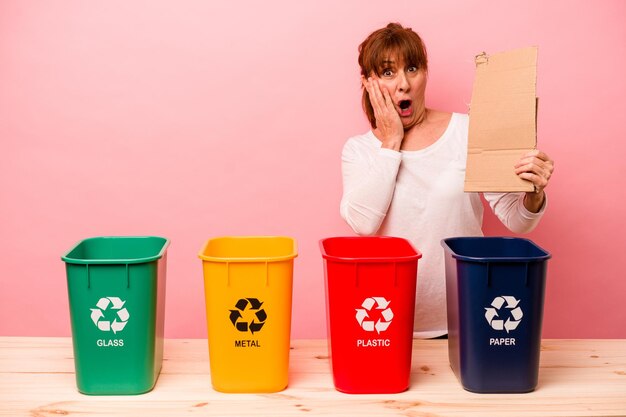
[
  {"x1": 407, "y1": 66, "x2": 418, "y2": 72},
  {"x1": 382, "y1": 69, "x2": 393, "y2": 77}
]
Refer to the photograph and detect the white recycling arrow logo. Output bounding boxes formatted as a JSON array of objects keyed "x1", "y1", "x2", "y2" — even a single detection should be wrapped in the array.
[
  {"x1": 355, "y1": 297, "x2": 393, "y2": 334},
  {"x1": 484, "y1": 296, "x2": 523, "y2": 333},
  {"x1": 90, "y1": 297, "x2": 130, "y2": 334}
]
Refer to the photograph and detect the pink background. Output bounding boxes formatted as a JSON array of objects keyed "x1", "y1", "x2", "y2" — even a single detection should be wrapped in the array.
[{"x1": 1, "y1": 1, "x2": 625, "y2": 339}]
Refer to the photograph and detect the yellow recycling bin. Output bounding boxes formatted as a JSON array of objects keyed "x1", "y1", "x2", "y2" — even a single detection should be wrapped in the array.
[{"x1": 198, "y1": 236, "x2": 297, "y2": 393}]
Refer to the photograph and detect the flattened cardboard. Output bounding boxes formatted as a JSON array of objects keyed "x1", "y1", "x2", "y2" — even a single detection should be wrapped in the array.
[{"x1": 464, "y1": 46, "x2": 537, "y2": 192}]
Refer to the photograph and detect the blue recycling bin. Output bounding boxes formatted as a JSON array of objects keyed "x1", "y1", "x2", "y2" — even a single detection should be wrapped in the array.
[{"x1": 442, "y1": 237, "x2": 550, "y2": 393}]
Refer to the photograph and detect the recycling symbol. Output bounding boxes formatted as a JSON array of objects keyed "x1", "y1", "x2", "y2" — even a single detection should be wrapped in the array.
[
  {"x1": 229, "y1": 298, "x2": 267, "y2": 335},
  {"x1": 90, "y1": 297, "x2": 130, "y2": 334},
  {"x1": 355, "y1": 297, "x2": 393, "y2": 334},
  {"x1": 484, "y1": 296, "x2": 523, "y2": 333}
]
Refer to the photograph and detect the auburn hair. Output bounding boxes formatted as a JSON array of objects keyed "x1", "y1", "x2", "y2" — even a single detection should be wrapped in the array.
[{"x1": 358, "y1": 23, "x2": 428, "y2": 128}]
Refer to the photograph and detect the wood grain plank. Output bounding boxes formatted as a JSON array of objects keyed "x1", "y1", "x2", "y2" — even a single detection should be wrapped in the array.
[{"x1": 1, "y1": 338, "x2": 625, "y2": 417}]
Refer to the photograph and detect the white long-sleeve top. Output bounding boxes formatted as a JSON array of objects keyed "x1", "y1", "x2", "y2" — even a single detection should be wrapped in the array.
[{"x1": 340, "y1": 113, "x2": 546, "y2": 338}]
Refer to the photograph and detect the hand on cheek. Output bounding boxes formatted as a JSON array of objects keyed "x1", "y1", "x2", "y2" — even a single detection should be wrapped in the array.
[{"x1": 362, "y1": 76, "x2": 403, "y2": 150}]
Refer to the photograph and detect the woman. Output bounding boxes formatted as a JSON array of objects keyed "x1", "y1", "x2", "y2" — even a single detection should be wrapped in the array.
[{"x1": 340, "y1": 23, "x2": 554, "y2": 339}]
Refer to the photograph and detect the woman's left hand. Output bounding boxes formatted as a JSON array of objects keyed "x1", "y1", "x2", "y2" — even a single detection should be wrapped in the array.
[{"x1": 515, "y1": 149, "x2": 554, "y2": 212}]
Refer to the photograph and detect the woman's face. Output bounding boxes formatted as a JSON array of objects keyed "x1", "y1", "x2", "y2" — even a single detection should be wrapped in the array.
[{"x1": 371, "y1": 54, "x2": 427, "y2": 129}]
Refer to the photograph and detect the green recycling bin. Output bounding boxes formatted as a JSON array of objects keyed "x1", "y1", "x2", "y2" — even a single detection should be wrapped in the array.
[{"x1": 61, "y1": 236, "x2": 169, "y2": 395}]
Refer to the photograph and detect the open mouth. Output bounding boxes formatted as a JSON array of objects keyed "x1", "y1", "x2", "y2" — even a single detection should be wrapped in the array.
[
  {"x1": 399, "y1": 100, "x2": 412, "y2": 110},
  {"x1": 398, "y1": 100, "x2": 413, "y2": 116}
]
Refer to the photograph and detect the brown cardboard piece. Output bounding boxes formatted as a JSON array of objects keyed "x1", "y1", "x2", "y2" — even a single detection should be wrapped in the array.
[{"x1": 464, "y1": 46, "x2": 538, "y2": 192}]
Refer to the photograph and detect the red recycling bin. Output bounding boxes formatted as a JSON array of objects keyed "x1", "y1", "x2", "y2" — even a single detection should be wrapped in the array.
[{"x1": 320, "y1": 236, "x2": 421, "y2": 393}]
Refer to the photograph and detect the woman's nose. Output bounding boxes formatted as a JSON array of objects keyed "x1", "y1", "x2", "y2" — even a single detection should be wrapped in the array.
[{"x1": 397, "y1": 72, "x2": 410, "y2": 92}]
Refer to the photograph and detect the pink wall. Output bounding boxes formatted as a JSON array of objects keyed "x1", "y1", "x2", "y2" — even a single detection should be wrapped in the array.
[{"x1": 1, "y1": 1, "x2": 625, "y2": 339}]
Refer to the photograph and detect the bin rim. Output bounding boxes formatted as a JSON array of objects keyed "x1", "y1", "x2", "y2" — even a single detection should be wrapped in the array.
[
  {"x1": 319, "y1": 236, "x2": 422, "y2": 263},
  {"x1": 61, "y1": 236, "x2": 170, "y2": 265},
  {"x1": 441, "y1": 236, "x2": 551, "y2": 263},
  {"x1": 197, "y1": 235, "x2": 298, "y2": 263}
]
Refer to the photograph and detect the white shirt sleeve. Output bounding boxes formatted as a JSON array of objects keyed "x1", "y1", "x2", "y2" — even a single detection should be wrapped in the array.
[
  {"x1": 340, "y1": 139, "x2": 402, "y2": 236},
  {"x1": 483, "y1": 192, "x2": 548, "y2": 234}
]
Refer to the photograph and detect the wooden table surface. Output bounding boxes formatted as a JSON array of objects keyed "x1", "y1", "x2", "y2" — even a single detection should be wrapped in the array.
[{"x1": 1, "y1": 337, "x2": 625, "y2": 416}]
